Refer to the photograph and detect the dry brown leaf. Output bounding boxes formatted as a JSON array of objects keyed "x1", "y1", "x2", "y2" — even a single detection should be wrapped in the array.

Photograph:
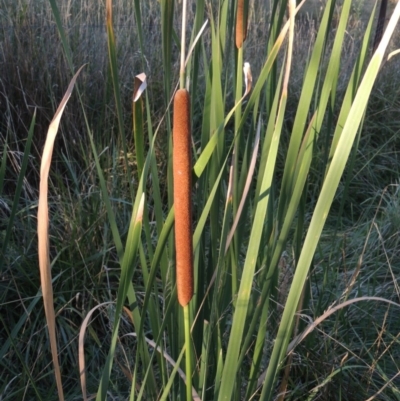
[
  {"x1": 37, "y1": 64, "x2": 85, "y2": 401},
  {"x1": 79, "y1": 301, "x2": 113, "y2": 401},
  {"x1": 133, "y1": 73, "x2": 147, "y2": 102}
]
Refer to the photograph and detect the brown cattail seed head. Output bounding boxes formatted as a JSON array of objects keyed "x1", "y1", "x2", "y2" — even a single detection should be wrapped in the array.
[
  {"x1": 235, "y1": 0, "x2": 248, "y2": 49},
  {"x1": 173, "y1": 89, "x2": 193, "y2": 307}
]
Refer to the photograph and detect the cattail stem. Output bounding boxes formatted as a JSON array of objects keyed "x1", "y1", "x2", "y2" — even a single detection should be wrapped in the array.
[
  {"x1": 180, "y1": 0, "x2": 188, "y2": 88},
  {"x1": 184, "y1": 305, "x2": 192, "y2": 400},
  {"x1": 235, "y1": 0, "x2": 248, "y2": 49},
  {"x1": 173, "y1": 88, "x2": 193, "y2": 307}
]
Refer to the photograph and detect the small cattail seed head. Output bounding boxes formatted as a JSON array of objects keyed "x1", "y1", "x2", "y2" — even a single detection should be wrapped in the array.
[
  {"x1": 235, "y1": 0, "x2": 248, "y2": 49},
  {"x1": 173, "y1": 89, "x2": 193, "y2": 307}
]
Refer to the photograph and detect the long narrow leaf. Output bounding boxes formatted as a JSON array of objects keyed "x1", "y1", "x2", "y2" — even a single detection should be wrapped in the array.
[
  {"x1": 37, "y1": 65, "x2": 85, "y2": 401},
  {"x1": 260, "y1": 4, "x2": 400, "y2": 398}
]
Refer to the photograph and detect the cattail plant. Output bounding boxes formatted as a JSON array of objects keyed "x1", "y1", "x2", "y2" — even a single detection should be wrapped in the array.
[
  {"x1": 172, "y1": 3, "x2": 194, "y2": 399},
  {"x1": 5, "y1": 0, "x2": 400, "y2": 400},
  {"x1": 173, "y1": 88, "x2": 193, "y2": 307}
]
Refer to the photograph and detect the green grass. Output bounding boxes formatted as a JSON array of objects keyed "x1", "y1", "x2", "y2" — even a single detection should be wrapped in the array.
[{"x1": 1, "y1": 0, "x2": 400, "y2": 400}]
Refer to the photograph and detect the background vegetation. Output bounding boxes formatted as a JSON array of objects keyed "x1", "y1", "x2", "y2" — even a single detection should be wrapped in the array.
[{"x1": 1, "y1": 0, "x2": 400, "y2": 400}]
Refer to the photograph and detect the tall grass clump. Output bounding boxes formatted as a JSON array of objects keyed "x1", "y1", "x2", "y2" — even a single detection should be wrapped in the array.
[{"x1": 1, "y1": 0, "x2": 400, "y2": 400}]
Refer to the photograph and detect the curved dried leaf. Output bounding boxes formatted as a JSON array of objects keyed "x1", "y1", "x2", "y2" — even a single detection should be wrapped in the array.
[
  {"x1": 133, "y1": 73, "x2": 147, "y2": 102},
  {"x1": 37, "y1": 64, "x2": 85, "y2": 401},
  {"x1": 79, "y1": 301, "x2": 114, "y2": 401}
]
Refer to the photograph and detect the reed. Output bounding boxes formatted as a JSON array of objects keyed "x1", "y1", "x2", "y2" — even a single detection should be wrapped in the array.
[{"x1": 173, "y1": 88, "x2": 193, "y2": 307}]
